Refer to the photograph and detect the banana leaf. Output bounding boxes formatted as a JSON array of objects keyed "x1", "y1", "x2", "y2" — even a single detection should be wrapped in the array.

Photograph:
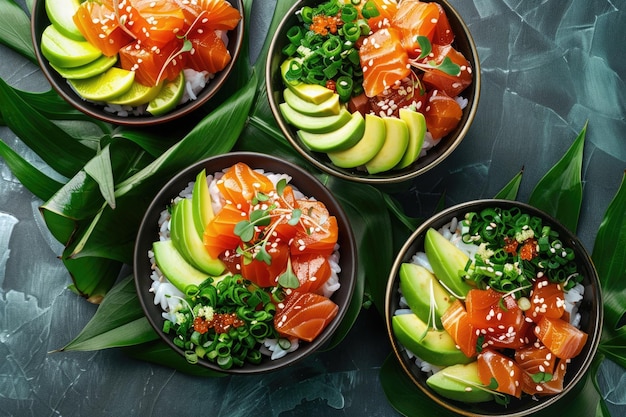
[
  {"x1": 528, "y1": 122, "x2": 586, "y2": 233},
  {"x1": 59, "y1": 275, "x2": 158, "y2": 351},
  {"x1": 0, "y1": 89, "x2": 107, "y2": 126},
  {"x1": 0, "y1": 0, "x2": 35, "y2": 63},
  {"x1": 0, "y1": 78, "x2": 97, "y2": 178},
  {"x1": 494, "y1": 169, "x2": 523, "y2": 200},
  {"x1": 593, "y1": 171, "x2": 626, "y2": 369},
  {"x1": 0, "y1": 139, "x2": 63, "y2": 200}
]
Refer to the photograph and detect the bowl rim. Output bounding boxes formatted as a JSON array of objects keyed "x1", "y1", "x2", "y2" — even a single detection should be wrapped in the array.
[
  {"x1": 133, "y1": 151, "x2": 358, "y2": 374},
  {"x1": 30, "y1": 0, "x2": 245, "y2": 126},
  {"x1": 265, "y1": 0, "x2": 482, "y2": 184},
  {"x1": 384, "y1": 198, "x2": 603, "y2": 416}
]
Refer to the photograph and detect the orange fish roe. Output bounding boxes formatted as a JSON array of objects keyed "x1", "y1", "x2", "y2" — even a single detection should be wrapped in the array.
[
  {"x1": 520, "y1": 238, "x2": 538, "y2": 261},
  {"x1": 503, "y1": 236, "x2": 519, "y2": 255},
  {"x1": 193, "y1": 313, "x2": 245, "y2": 334},
  {"x1": 310, "y1": 14, "x2": 342, "y2": 36}
]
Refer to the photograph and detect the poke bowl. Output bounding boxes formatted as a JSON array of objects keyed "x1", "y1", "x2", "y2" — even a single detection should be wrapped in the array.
[
  {"x1": 134, "y1": 152, "x2": 357, "y2": 374},
  {"x1": 31, "y1": 0, "x2": 244, "y2": 126},
  {"x1": 384, "y1": 199, "x2": 602, "y2": 416},
  {"x1": 266, "y1": 0, "x2": 481, "y2": 184}
]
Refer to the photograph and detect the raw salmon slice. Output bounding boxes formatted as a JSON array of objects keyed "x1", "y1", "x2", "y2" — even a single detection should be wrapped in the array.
[
  {"x1": 515, "y1": 344, "x2": 557, "y2": 375},
  {"x1": 131, "y1": 0, "x2": 185, "y2": 48},
  {"x1": 187, "y1": 29, "x2": 232, "y2": 74},
  {"x1": 292, "y1": 253, "x2": 332, "y2": 294},
  {"x1": 521, "y1": 359, "x2": 567, "y2": 395},
  {"x1": 477, "y1": 349, "x2": 523, "y2": 398},
  {"x1": 441, "y1": 299, "x2": 478, "y2": 358},
  {"x1": 359, "y1": 27, "x2": 411, "y2": 97},
  {"x1": 275, "y1": 292, "x2": 339, "y2": 342},
  {"x1": 216, "y1": 162, "x2": 275, "y2": 211},
  {"x1": 390, "y1": 0, "x2": 439, "y2": 56},
  {"x1": 73, "y1": 0, "x2": 134, "y2": 56},
  {"x1": 175, "y1": 0, "x2": 241, "y2": 31},
  {"x1": 203, "y1": 202, "x2": 246, "y2": 258},
  {"x1": 534, "y1": 316, "x2": 588, "y2": 359},
  {"x1": 290, "y1": 200, "x2": 338, "y2": 257}
]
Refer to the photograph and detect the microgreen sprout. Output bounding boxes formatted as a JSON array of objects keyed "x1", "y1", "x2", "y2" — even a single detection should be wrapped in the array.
[{"x1": 410, "y1": 36, "x2": 461, "y2": 76}]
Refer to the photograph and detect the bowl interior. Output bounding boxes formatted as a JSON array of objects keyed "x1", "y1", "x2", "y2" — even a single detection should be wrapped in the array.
[
  {"x1": 31, "y1": 0, "x2": 244, "y2": 126},
  {"x1": 266, "y1": 0, "x2": 481, "y2": 184},
  {"x1": 384, "y1": 199, "x2": 602, "y2": 416},
  {"x1": 134, "y1": 152, "x2": 357, "y2": 374}
]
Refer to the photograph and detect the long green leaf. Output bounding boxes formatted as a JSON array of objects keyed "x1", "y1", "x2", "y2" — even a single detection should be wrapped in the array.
[
  {"x1": 494, "y1": 169, "x2": 523, "y2": 200},
  {"x1": 593, "y1": 171, "x2": 626, "y2": 347},
  {"x1": 60, "y1": 275, "x2": 157, "y2": 350},
  {"x1": 114, "y1": 74, "x2": 258, "y2": 197},
  {"x1": 84, "y1": 145, "x2": 116, "y2": 209},
  {"x1": 0, "y1": 89, "x2": 104, "y2": 126},
  {"x1": 528, "y1": 123, "x2": 586, "y2": 232},
  {"x1": 0, "y1": 0, "x2": 35, "y2": 63},
  {"x1": 327, "y1": 177, "x2": 395, "y2": 316},
  {"x1": 0, "y1": 78, "x2": 96, "y2": 177},
  {"x1": 0, "y1": 139, "x2": 64, "y2": 200},
  {"x1": 599, "y1": 327, "x2": 626, "y2": 369},
  {"x1": 63, "y1": 255, "x2": 123, "y2": 302}
]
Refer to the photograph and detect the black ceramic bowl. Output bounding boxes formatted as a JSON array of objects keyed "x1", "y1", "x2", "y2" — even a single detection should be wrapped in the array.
[
  {"x1": 134, "y1": 152, "x2": 357, "y2": 374},
  {"x1": 266, "y1": 0, "x2": 481, "y2": 184},
  {"x1": 31, "y1": 0, "x2": 244, "y2": 126},
  {"x1": 385, "y1": 199, "x2": 602, "y2": 416}
]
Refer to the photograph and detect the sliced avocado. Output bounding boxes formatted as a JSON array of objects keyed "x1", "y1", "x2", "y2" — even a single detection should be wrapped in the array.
[
  {"x1": 280, "y1": 103, "x2": 352, "y2": 133},
  {"x1": 50, "y1": 55, "x2": 118, "y2": 80},
  {"x1": 392, "y1": 313, "x2": 473, "y2": 366},
  {"x1": 46, "y1": 0, "x2": 84, "y2": 41},
  {"x1": 395, "y1": 109, "x2": 426, "y2": 169},
  {"x1": 176, "y1": 199, "x2": 226, "y2": 276},
  {"x1": 191, "y1": 169, "x2": 215, "y2": 239},
  {"x1": 283, "y1": 88, "x2": 340, "y2": 116},
  {"x1": 365, "y1": 116, "x2": 409, "y2": 174},
  {"x1": 297, "y1": 111, "x2": 365, "y2": 152},
  {"x1": 170, "y1": 201, "x2": 194, "y2": 263},
  {"x1": 424, "y1": 228, "x2": 474, "y2": 298},
  {"x1": 399, "y1": 263, "x2": 456, "y2": 328},
  {"x1": 152, "y1": 240, "x2": 210, "y2": 293},
  {"x1": 426, "y1": 362, "x2": 495, "y2": 403},
  {"x1": 327, "y1": 113, "x2": 386, "y2": 168},
  {"x1": 280, "y1": 59, "x2": 334, "y2": 104},
  {"x1": 40, "y1": 24, "x2": 101, "y2": 68}
]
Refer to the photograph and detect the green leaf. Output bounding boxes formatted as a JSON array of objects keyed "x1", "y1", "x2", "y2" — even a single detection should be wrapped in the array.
[
  {"x1": 0, "y1": 0, "x2": 36, "y2": 63},
  {"x1": 494, "y1": 169, "x2": 523, "y2": 200},
  {"x1": 381, "y1": 353, "x2": 457, "y2": 416},
  {"x1": 383, "y1": 193, "x2": 421, "y2": 231},
  {"x1": 528, "y1": 123, "x2": 586, "y2": 233},
  {"x1": 598, "y1": 327, "x2": 626, "y2": 369},
  {"x1": 62, "y1": 254, "x2": 123, "y2": 302},
  {"x1": 416, "y1": 36, "x2": 432, "y2": 60},
  {"x1": 0, "y1": 78, "x2": 96, "y2": 178},
  {"x1": 114, "y1": 74, "x2": 258, "y2": 197},
  {"x1": 277, "y1": 257, "x2": 299, "y2": 288},
  {"x1": 59, "y1": 276, "x2": 158, "y2": 350},
  {"x1": 84, "y1": 145, "x2": 116, "y2": 209},
  {"x1": 327, "y1": 177, "x2": 395, "y2": 316},
  {"x1": 593, "y1": 170, "x2": 626, "y2": 365},
  {"x1": 0, "y1": 139, "x2": 63, "y2": 200},
  {"x1": 1, "y1": 89, "x2": 106, "y2": 125}
]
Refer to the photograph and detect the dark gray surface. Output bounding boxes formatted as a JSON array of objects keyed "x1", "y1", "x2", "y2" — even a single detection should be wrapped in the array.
[{"x1": 1, "y1": 0, "x2": 625, "y2": 416}]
